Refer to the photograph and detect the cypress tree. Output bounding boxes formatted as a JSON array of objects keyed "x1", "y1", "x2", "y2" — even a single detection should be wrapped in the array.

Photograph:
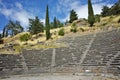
[
  {"x1": 69, "y1": 9, "x2": 78, "y2": 23},
  {"x1": 53, "y1": 17, "x2": 57, "y2": 28},
  {"x1": 88, "y1": 0, "x2": 95, "y2": 27},
  {"x1": 45, "y1": 5, "x2": 51, "y2": 40}
]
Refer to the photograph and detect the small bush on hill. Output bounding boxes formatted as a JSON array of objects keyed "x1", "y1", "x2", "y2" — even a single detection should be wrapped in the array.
[
  {"x1": 71, "y1": 23, "x2": 77, "y2": 33},
  {"x1": 80, "y1": 27, "x2": 85, "y2": 32},
  {"x1": 102, "y1": 22, "x2": 107, "y2": 26},
  {"x1": 13, "y1": 45, "x2": 22, "y2": 52},
  {"x1": 118, "y1": 18, "x2": 120, "y2": 23},
  {"x1": 58, "y1": 28, "x2": 65, "y2": 36},
  {"x1": 20, "y1": 33, "x2": 31, "y2": 42},
  {"x1": 0, "y1": 39, "x2": 4, "y2": 44},
  {"x1": 70, "y1": 28, "x2": 77, "y2": 33}
]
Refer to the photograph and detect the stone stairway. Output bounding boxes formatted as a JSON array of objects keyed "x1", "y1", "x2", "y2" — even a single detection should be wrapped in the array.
[
  {"x1": 110, "y1": 51, "x2": 120, "y2": 66},
  {"x1": 0, "y1": 54, "x2": 23, "y2": 76}
]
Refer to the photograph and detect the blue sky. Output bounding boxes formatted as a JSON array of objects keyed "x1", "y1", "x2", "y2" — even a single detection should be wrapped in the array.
[{"x1": 0, "y1": 0, "x2": 118, "y2": 32}]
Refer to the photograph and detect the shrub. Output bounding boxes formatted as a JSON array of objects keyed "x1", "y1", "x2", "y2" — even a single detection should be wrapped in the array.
[
  {"x1": 71, "y1": 23, "x2": 77, "y2": 33},
  {"x1": 102, "y1": 22, "x2": 107, "y2": 26},
  {"x1": 58, "y1": 28, "x2": 65, "y2": 36},
  {"x1": 13, "y1": 45, "x2": 22, "y2": 52},
  {"x1": 20, "y1": 33, "x2": 31, "y2": 42},
  {"x1": 80, "y1": 27, "x2": 85, "y2": 32},
  {"x1": 72, "y1": 22, "x2": 76, "y2": 27},
  {"x1": 118, "y1": 18, "x2": 120, "y2": 23},
  {"x1": 0, "y1": 39, "x2": 4, "y2": 44},
  {"x1": 70, "y1": 28, "x2": 77, "y2": 33},
  {"x1": 70, "y1": 28, "x2": 73, "y2": 32}
]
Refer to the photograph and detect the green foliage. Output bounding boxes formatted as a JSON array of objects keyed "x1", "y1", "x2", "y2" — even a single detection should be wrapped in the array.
[
  {"x1": 95, "y1": 14, "x2": 100, "y2": 22},
  {"x1": 0, "y1": 34, "x2": 2, "y2": 39},
  {"x1": 29, "y1": 16, "x2": 44, "y2": 34},
  {"x1": 88, "y1": 0, "x2": 95, "y2": 27},
  {"x1": 80, "y1": 27, "x2": 85, "y2": 32},
  {"x1": 70, "y1": 28, "x2": 77, "y2": 33},
  {"x1": 58, "y1": 28, "x2": 65, "y2": 36},
  {"x1": 72, "y1": 22, "x2": 76, "y2": 27},
  {"x1": 53, "y1": 17, "x2": 57, "y2": 28},
  {"x1": 57, "y1": 20, "x2": 64, "y2": 28},
  {"x1": 3, "y1": 20, "x2": 24, "y2": 37},
  {"x1": 45, "y1": 5, "x2": 51, "y2": 40},
  {"x1": 50, "y1": 22, "x2": 54, "y2": 29},
  {"x1": 69, "y1": 9, "x2": 78, "y2": 23},
  {"x1": 70, "y1": 23, "x2": 77, "y2": 33},
  {"x1": 101, "y1": 1, "x2": 120, "y2": 17},
  {"x1": 111, "y1": 2, "x2": 120, "y2": 15},
  {"x1": 101, "y1": 6, "x2": 110, "y2": 17},
  {"x1": 20, "y1": 33, "x2": 31, "y2": 42},
  {"x1": 0, "y1": 39, "x2": 4, "y2": 44},
  {"x1": 102, "y1": 22, "x2": 107, "y2": 26},
  {"x1": 13, "y1": 45, "x2": 22, "y2": 52},
  {"x1": 51, "y1": 17, "x2": 64, "y2": 29},
  {"x1": 118, "y1": 18, "x2": 120, "y2": 23}
]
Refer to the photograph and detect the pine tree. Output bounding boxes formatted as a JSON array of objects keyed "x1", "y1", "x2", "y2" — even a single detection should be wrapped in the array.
[
  {"x1": 69, "y1": 9, "x2": 78, "y2": 23},
  {"x1": 101, "y1": 6, "x2": 110, "y2": 17},
  {"x1": 53, "y1": 17, "x2": 57, "y2": 28},
  {"x1": 88, "y1": 0, "x2": 95, "y2": 27},
  {"x1": 29, "y1": 16, "x2": 44, "y2": 34},
  {"x1": 45, "y1": 5, "x2": 51, "y2": 40},
  {"x1": 2, "y1": 20, "x2": 23, "y2": 37}
]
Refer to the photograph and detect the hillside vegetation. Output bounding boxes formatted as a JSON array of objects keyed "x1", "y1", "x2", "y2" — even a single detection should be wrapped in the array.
[
  {"x1": 0, "y1": 0, "x2": 120, "y2": 54},
  {"x1": 0, "y1": 14, "x2": 120, "y2": 54}
]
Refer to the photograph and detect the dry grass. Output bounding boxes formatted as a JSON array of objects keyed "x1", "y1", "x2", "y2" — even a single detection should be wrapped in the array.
[{"x1": 1, "y1": 15, "x2": 120, "y2": 54}]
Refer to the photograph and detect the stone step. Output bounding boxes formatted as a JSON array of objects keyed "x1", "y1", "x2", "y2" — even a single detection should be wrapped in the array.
[{"x1": 110, "y1": 63, "x2": 120, "y2": 65}]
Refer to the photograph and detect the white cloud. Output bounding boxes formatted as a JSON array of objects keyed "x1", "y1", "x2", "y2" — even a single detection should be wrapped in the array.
[
  {"x1": 15, "y1": 2, "x2": 23, "y2": 9},
  {"x1": 76, "y1": 3, "x2": 103, "y2": 19},
  {"x1": 0, "y1": 8, "x2": 13, "y2": 17},
  {"x1": 57, "y1": 0, "x2": 114, "y2": 22},
  {"x1": 41, "y1": 19, "x2": 45, "y2": 25},
  {"x1": 92, "y1": 0, "x2": 103, "y2": 3},
  {"x1": 0, "y1": 30, "x2": 2, "y2": 33},
  {"x1": 0, "y1": 1, "x2": 34, "y2": 30},
  {"x1": 57, "y1": 0, "x2": 80, "y2": 13},
  {"x1": 76, "y1": 3, "x2": 113, "y2": 19}
]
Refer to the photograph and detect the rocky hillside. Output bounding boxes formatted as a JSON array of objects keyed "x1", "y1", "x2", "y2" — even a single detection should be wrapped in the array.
[{"x1": 0, "y1": 15, "x2": 120, "y2": 54}]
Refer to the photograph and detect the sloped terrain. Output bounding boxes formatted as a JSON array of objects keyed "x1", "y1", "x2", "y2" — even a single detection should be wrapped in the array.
[{"x1": 0, "y1": 28, "x2": 120, "y2": 79}]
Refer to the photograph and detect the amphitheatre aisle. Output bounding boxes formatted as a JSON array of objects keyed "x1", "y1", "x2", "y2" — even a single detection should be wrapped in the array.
[{"x1": 0, "y1": 28, "x2": 120, "y2": 80}]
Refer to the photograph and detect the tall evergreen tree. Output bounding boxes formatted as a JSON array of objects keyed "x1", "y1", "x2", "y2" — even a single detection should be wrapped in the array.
[
  {"x1": 29, "y1": 16, "x2": 44, "y2": 34},
  {"x1": 88, "y1": 0, "x2": 95, "y2": 27},
  {"x1": 101, "y1": 6, "x2": 110, "y2": 17},
  {"x1": 0, "y1": 34, "x2": 2, "y2": 38},
  {"x1": 53, "y1": 17, "x2": 57, "y2": 28},
  {"x1": 69, "y1": 9, "x2": 78, "y2": 23},
  {"x1": 45, "y1": 5, "x2": 51, "y2": 40},
  {"x1": 2, "y1": 27, "x2": 6, "y2": 37}
]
